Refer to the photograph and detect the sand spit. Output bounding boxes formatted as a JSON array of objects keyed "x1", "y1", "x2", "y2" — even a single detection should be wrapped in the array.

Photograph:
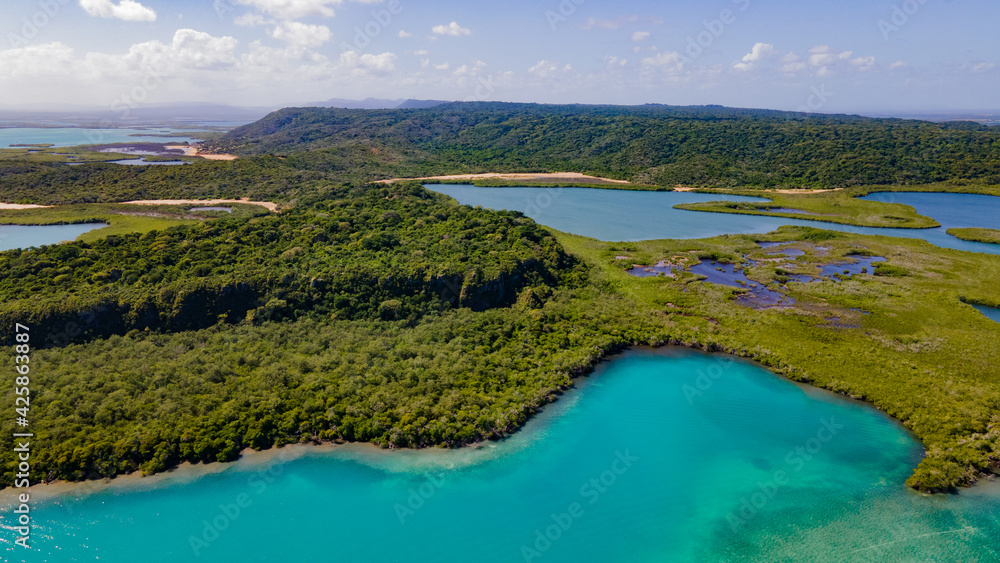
[
  {"x1": 376, "y1": 172, "x2": 633, "y2": 184},
  {"x1": 121, "y1": 198, "x2": 279, "y2": 212}
]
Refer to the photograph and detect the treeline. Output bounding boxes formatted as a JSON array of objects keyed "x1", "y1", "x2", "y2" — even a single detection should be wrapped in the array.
[
  {"x1": 0, "y1": 157, "x2": 328, "y2": 206},
  {"x1": 209, "y1": 103, "x2": 1000, "y2": 188},
  {"x1": 0, "y1": 285, "x2": 665, "y2": 482},
  {"x1": 0, "y1": 183, "x2": 572, "y2": 345}
]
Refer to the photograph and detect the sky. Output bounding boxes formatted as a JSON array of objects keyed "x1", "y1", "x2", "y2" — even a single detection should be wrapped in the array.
[{"x1": 0, "y1": 0, "x2": 998, "y2": 113}]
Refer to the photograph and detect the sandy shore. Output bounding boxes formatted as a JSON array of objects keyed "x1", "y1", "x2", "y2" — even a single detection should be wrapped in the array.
[
  {"x1": 121, "y1": 198, "x2": 278, "y2": 212},
  {"x1": 377, "y1": 172, "x2": 633, "y2": 184},
  {"x1": 674, "y1": 186, "x2": 843, "y2": 194},
  {"x1": 0, "y1": 203, "x2": 53, "y2": 210},
  {"x1": 164, "y1": 144, "x2": 238, "y2": 161},
  {"x1": 0, "y1": 443, "x2": 340, "y2": 506}
]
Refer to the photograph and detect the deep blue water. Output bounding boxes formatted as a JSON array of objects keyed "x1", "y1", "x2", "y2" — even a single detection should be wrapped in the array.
[
  {"x1": 0, "y1": 224, "x2": 107, "y2": 251},
  {"x1": 427, "y1": 185, "x2": 1000, "y2": 255},
  {"x1": 5, "y1": 349, "x2": 997, "y2": 562}
]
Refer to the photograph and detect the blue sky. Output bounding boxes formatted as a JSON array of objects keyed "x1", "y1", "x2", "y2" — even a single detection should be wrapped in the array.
[{"x1": 1, "y1": 0, "x2": 997, "y2": 112}]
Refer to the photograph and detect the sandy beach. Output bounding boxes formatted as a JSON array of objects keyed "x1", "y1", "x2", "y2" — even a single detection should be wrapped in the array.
[
  {"x1": 164, "y1": 144, "x2": 238, "y2": 161},
  {"x1": 674, "y1": 186, "x2": 844, "y2": 194},
  {"x1": 0, "y1": 203, "x2": 53, "y2": 209},
  {"x1": 121, "y1": 198, "x2": 279, "y2": 212},
  {"x1": 376, "y1": 172, "x2": 633, "y2": 184}
]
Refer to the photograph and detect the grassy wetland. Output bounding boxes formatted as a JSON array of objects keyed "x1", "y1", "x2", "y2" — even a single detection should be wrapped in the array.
[{"x1": 555, "y1": 226, "x2": 1000, "y2": 492}]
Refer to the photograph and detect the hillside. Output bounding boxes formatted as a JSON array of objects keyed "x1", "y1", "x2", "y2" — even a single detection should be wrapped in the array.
[{"x1": 208, "y1": 103, "x2": 1000, "y2": 188}]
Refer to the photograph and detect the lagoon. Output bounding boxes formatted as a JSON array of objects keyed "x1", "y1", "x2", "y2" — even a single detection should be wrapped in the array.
[
  {"x1": 0, "y1": 223, "x2": 106, "y2": 251},
  {"x1": 6, "y1": 349, "x2": 998, "y2": 562},
  {"x1": 0, "y1": 127, "x2": 202, "y2": 148},
  {"x1": 427, "y1": 185, "x2": 1000, "y2": 255}
]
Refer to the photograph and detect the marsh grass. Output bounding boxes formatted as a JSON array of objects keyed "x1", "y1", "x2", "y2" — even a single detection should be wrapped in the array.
[{"x1": 555, "y1": 225, "x2": 1000, "y2": 492}]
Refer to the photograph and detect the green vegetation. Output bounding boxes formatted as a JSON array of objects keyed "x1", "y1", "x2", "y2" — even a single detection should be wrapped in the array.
[
  {"x1": 0, "y1": 184, "x2": 568, "y2": 345},
  {"x1": 1, "y1": 103, "x2": 999, "y2": 495},
  {"x1": 0, "y1": 203, "x2": 267, "y2": 243},
  {"x1": 0, "y1": 157, "x2": 326, "y2": 205},
  {"x1": 675, "y1": 188, "x2": 942, "y2": 229},
  {"x1": 209, "y1": 103, "x2": 1000, "y2": 188},
  {"x1": 0, "y1": 145, "x2": 143, "y2": 164},
  {"x1": 948, "y1": 228, "x2": 1000, "y2": 244},
  {"x1": 556, "y1": 226, "x2": 1000, "y2": 493}
]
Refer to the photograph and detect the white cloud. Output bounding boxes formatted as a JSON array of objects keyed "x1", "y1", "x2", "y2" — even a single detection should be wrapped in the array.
[
  {"x1": 79, "y1": 0, "x2": 156, "y2": 22},
  {"x1": 972, "y1": 62, "x2": 996, "y2": 72},
  {"x1": 528, "y1": 60, "x2": 573, "y2": 78},
  {"x1": 632, "y1": 31, "x2": 650, "y2": 42},
  {"x1": 641, "y1": 51, "x2": 685, "y2": 71},
  {"x1": 889, "y1": 60, "x2": 907, "y2": 70},
  {"x1": 411, "y1": 49, "x2": 428, "y2": 56},
  {"x1": 733, "y1": 42, "x2": 775, "y2": 71},
  {"x1": 270, "y1": 21, "x2": 331, "y2": 48},
  {"x1": 432, "y1": 22, "x2": 471, "y2": 36},
  {"x1": 338, "y1": 51, "x2": 397, "y2": 74},
  {"x1": 605, "y1": 55, "x2": 627, "y2": 67},
  {"x1": 125, "y1": 29, "x2": 240, "y2": 71},
  {"x1": 398, "y1": 30, "x2": 412, "y2": 38},
  {"x1": 434, "y1": 62, "x2": 450, "y2": 70},
  {"x1": 235, "y1": 13, "x2": 270, "y2": 27},
  {"x1": 850, "y1": 56, "x2": 876, "y2": 71},
  {"x1": 234, "y1": 0, "x2": 364, "y2": 19}
]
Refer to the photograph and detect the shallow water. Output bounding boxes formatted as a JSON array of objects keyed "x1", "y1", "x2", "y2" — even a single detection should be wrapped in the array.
[
  {"x1": 972, "y1": 304, "x2": 1000, "y2": 324},
  {"x1": 7, "y1": 349, "x2": 997, "y2": 562},
  {"x1": 0, "y1": 127, "x2": 201, "y2": 148},
  {"x1": 427, "y1": 185, "x2": 1000, "y2": 255},
  {"x1": 108, "y1": 158, "x2": 189, "y2": 166},
  {"x1": 0, "y1": 223, "x2": 107, "y2": 251}
]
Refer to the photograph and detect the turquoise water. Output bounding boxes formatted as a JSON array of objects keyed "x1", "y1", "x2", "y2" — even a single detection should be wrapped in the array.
[
  {"x1": 427, "y1": 185, "x2": 1000, "y2": 255},
  {"x1": 0, "y1": 224, "x2": 106, "y2": 251},
  {"x1": 0, "y1": 128, "x2": 202, "y2": 148},
  {"x1": 972, "y1": 304, "x2": 1000, "y2": 324},
  {"x1": 6, "y1": 349, "x2": 998, "y2": 561}
]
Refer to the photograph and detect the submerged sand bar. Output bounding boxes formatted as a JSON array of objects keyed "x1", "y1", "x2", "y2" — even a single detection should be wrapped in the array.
[
  {"x1": 377, "y1": 172, "x2": 633, "y2": 184},
  {"x1": 121, "y1": 198, "x2": 279, "y2": 212}
]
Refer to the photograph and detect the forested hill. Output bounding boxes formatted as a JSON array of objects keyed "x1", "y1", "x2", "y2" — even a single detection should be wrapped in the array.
[{"x1": 208, "y1": 102, "x2": 1000, "y2": 188}]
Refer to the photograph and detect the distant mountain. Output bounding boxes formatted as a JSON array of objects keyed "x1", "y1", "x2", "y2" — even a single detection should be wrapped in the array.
[
  {"x1": 396, "y1": 99, "x2": 450, "y2": 109},
  {"x1": 309, "y1": 98, "x2": 450, "y2": 110},
  {"x1": 0, "y1": 103, "x2": 274, "y2": 127}
]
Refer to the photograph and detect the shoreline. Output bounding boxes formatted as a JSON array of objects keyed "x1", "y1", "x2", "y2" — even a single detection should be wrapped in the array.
[
  {"x1": 164, "y1": 144, "x2": 237, "y2": 161},
  {"x1": 3, "y1": 344, "x2": 980, "y2": 504},
  {"x1": 0, "y1": 203, "x2": 53, "y2": 210},
  {"x1": 120, "y1": 198, "x2": 278, "y2": 212},
  {"x1": 376, "y1": 172, "x2": 634, "y2": 185}
]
